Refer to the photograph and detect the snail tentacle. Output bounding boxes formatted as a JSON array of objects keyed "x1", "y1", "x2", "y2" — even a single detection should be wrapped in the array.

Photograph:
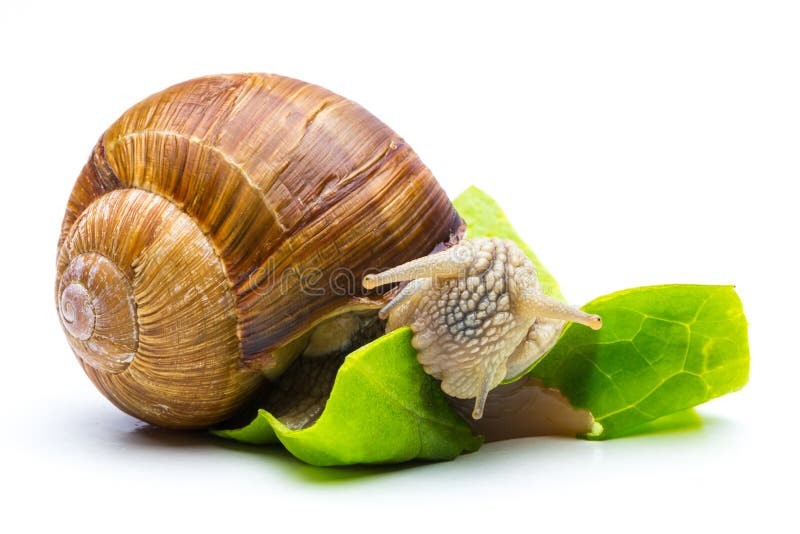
[
  {"x1": 472, "y1": 366, "x2": 498, "y2": 420},
  {"x1": 378, "y1": 278, "x2": 431, "y2": 322},
  {"x1": 519, "y1": 291, "x2": 602, "y2": 330},
  {"x1": 362, "y1": 243, "x2": 473, "y2": 290}
]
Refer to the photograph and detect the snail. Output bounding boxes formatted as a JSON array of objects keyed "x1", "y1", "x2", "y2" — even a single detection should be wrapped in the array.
[{"x1": 56, "y1": 73, "x2": 600, "y2": 430}]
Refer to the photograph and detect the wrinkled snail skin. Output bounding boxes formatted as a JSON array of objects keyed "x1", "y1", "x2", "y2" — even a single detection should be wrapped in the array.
[
  {"x1": 56, "y1": 73, "x2": 463, "y2": 429},
  {"x1": 363, "y1": 237, "x2": 602, "y2": 420}
]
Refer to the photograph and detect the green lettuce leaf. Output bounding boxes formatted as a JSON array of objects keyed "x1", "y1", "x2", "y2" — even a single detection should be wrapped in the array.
[
  {"x1": 214, "y1": 187, "x2": 749, "y2": 464},
  {"x1": 453, "y1": 186, "x2": 565, "y2": 301},
  {"x1": 528, "y1": 284, "x2": 749, "y2": 439},
  {"x1": 616, "y1": 408, "x2": 703, "y2": 438},
  {"x1": 213, "y1": 328, "x2": 481, "y2": 466}
]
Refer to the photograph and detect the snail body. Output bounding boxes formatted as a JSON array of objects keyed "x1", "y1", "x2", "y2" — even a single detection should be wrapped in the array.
[
  {"x1": 363, "y1": 238, "x2": 601, "y2": 419},
  {"x1": 57, "y1": 74, "x2": 462, "y2": 428}
]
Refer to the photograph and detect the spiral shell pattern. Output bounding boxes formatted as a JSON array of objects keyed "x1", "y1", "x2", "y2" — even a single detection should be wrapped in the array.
[{"x1": 56, "y1": 74, "x2": 463, "y2": 428}]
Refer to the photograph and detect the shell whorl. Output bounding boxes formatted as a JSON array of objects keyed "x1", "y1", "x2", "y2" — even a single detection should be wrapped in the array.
[
  {"x1": 56, "y1": 73, "x2": 463, "y2": 428},
  {"x1": 57, "y1": 189, "x2": 262, "y2": 427},
  {"x1": 58, "y1": 251, "x2": 137, "y2": 372}
]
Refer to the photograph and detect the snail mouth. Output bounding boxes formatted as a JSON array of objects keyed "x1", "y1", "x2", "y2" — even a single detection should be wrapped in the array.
[{"x1": 57, "y1": 252, "x2": 138, "y2": 374}]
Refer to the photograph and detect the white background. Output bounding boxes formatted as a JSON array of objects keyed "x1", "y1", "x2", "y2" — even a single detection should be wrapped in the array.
[{"x1": 1, "y1": 1, "x2": 797, "y2": 532}]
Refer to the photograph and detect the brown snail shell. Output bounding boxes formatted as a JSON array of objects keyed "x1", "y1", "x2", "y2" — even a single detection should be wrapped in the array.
[{"x1": 56, "y1": 73, "x2": 463, "y2": 429}]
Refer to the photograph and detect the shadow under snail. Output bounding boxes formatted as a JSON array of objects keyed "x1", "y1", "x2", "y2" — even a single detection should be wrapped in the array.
[{"x1": 56, "y1": 73, "x2": 601, "y2": 430}]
